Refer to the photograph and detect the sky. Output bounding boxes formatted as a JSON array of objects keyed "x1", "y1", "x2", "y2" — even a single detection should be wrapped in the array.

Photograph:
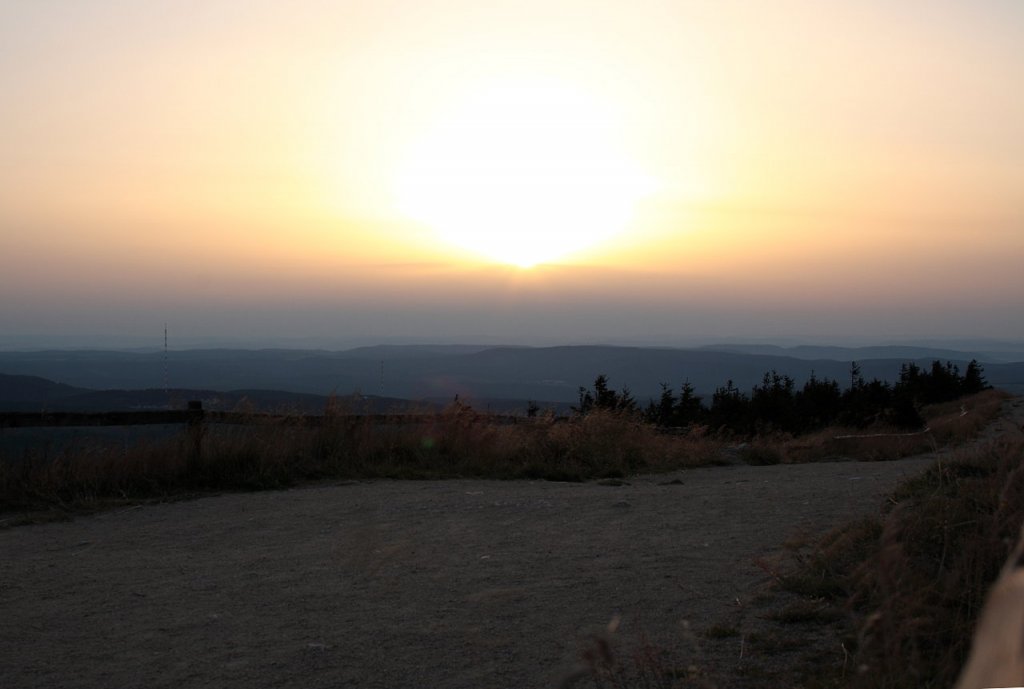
[{"x1": 2, "y1": 0, "x2": 1022, "y2": 349}]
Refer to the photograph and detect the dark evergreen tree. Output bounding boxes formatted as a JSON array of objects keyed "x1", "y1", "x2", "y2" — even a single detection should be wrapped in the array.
[
  {"x1": 898, "y1": 362, "x2": 923, "y2": 391},
  {"x1": 583, "y1": 355, "x2": 985, "y2": 437},
  {"x1": 886, "y1": 392, "x2": 926, "y2": 429},
  {"x1": 921, "y1": 360, "x2": 962, "y2": 404},
  {"x1": 849, "y1": 361, "x2": 864, "y2": 391},
  {"x1": 841, "y1": 377, "x2": 893, "y2": 428},
  {"x1": 593, "y1": 374, "x2": 617, "y2": 410},
  {"x1": 647, "y1": 382, "x2": 677, "y2": 426},
  {"x1": 709, "y1": 379, "x2": 751, "y2": 434},
  {"x1": 617, "y1": 386, "x2": 638, "y2": 414},
  {"x1": 750, "y1": 370, "x2": 797, "y2": 432},
  {"x1": 574, "y1": 374, "x2": 637, "y2": 415},
  {"x1": 794, "y1": 372, "x2": 842, "y2": 431},
  {"x1": 574, "y1": 385, "x2": 594, "y2": 415},
  {"x1": 675, "y1": 380, "x2": 704, "y2": 427},
  {"x1": 962, "y1": 359, "x2": 989, "y2": 394}
]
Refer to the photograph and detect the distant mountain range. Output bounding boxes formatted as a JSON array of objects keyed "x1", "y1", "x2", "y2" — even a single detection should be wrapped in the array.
[
  {"x1": 1, "y1": 345, "x2": 1021, "y2": 413},
  {"x1": 695, "y1": 343, "x2": 1023, "y2": 362}
]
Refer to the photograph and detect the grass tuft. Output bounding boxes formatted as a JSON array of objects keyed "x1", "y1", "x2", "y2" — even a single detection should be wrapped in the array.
[{"x1": 703, "y1": 624, "x2": 740, "y2": 639}]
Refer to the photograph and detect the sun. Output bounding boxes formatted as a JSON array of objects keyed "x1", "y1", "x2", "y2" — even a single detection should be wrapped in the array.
[{"x1": 395, "y1": 81, "x2": 656, "y2": 268}]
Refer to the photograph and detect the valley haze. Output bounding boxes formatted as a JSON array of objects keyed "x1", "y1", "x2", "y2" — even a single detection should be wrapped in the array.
[{"x1": 2, "y1": 342, "x2": 1022, "y2": 413}]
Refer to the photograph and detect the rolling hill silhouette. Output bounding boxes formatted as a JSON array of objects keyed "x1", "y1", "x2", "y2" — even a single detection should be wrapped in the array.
[{"x1": 1, "y1": 345, "x2": 1021, "y2": 411}]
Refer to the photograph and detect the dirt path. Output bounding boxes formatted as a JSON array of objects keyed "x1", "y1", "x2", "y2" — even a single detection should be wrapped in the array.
[{"x1": 3, "y1": 399, "x2": 1022, "y2": 689}]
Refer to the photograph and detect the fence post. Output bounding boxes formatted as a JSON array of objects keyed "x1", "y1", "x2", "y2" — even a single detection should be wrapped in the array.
[{"x1": 186, "y1": 400, "x2": 205, "y2": 468}]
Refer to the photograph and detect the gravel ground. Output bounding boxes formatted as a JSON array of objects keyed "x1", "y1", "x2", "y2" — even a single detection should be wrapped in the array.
[{"x1": 1, "y1": 456, "x2": 950, "y2": 689}]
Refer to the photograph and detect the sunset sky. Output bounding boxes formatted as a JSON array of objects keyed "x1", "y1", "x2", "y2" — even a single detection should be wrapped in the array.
[{"x1": 2, "y1": 1, "x2": 1022, "y2": 348}]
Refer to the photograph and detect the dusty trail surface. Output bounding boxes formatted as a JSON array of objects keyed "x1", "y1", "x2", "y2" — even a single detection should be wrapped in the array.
[{"x1": 6, "y1": 397, "x2": 1024, "y2": 689}]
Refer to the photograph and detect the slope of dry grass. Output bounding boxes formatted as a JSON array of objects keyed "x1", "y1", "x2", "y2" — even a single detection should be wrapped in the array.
[{"x1": 770, "y1": 395, "x2": 1023, "y2": 689}]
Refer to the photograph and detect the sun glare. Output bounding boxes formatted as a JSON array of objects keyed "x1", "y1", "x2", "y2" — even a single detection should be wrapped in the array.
[{"x1": 395, "y1": 82, "x2": 656, "y2": 267}]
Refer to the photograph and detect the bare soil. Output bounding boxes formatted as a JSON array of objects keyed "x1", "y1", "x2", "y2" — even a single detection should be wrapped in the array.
[{"x1": 3, "y1": 400, "x2": 1021, "y2": 689}]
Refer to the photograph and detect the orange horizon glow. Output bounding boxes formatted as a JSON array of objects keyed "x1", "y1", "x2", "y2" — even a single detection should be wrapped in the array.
[{"x1": 1, "y1": 1, "x2": 1022, "y2": 343}]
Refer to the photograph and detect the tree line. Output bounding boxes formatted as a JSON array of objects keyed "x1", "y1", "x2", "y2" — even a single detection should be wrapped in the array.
[{"x1": 569, "y1": 360, "x2": 989, "y2": 436}]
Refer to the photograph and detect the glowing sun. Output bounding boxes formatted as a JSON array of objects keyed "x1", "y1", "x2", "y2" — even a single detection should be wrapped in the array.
[{"x1": 395, "y1": 82, "x2": 656, "y2": 267}]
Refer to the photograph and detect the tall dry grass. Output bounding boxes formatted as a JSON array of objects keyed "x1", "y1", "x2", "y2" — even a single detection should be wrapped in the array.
[
  {"x1": 845, "y1": 430, "x2": 1024, "y2": 689},
  {"x1": 1, "y1": 390, "x2": 1008, "y2": 523},
  {"x1": 0, "y1": 405, "x2": 720, "y2": 518},
  {"x1": 774, "y1": 401, "x2": 1024, "y2": 689}
]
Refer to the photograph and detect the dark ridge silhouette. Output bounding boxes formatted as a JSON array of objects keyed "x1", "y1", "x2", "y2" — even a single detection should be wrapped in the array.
[{"x1": 1, "y1": 345, "x2": 1021, "y2": 404}]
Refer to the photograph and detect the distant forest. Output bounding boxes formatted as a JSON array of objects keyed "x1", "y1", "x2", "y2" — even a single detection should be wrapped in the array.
[{"x1": 567, "y1": 359, "x2": 989, "y2": 436}]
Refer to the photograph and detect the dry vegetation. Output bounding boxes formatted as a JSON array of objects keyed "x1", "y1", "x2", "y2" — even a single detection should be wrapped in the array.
[
  {"x1": 0, "y1": 391, "x2": 1008, "y2": 523},
  {"x1": 768, "y1": 393, "x2": 1023, "y2": 689},
  {"x1": 761, "y1": 388, "x2": 1009, "y2": 465},
  {"x1": 0, "y1": 404, "x2": 723, "y2": 519},
  {"x1": 557, "y1": 391, "x2": 1020, "y2": 689},
  {"x1": 563, "y1": 619, "x2": 713, "y2": 689}
]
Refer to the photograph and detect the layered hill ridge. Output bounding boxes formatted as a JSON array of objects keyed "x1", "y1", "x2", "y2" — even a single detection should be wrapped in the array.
[{"x1": 1, "y1": 345, "x2": 1021, "y2": 412}]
